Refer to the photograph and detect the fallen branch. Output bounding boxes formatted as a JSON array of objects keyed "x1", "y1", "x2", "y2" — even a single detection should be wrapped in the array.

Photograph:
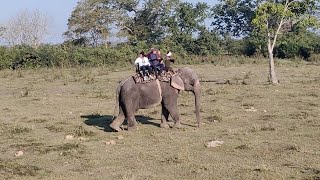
[
  {"x1": 200, "y1": 79, "x2": 248, "y2": 85},
  {"x1": 200, "y1": 79, "x2": 229, "y2": 84}
]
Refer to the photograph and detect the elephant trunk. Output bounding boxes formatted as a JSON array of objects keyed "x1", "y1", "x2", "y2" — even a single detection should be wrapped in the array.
[{"x1": 193, "y1": 80, "x2": 201, "y2": 127}]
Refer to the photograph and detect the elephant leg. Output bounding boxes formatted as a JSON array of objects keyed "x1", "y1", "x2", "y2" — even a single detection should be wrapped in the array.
[
  {"x1": 127, "y1": 114, "x2": 138, "y2": 131},
  {"x1": 110, "y1": 107, "x2": 125, "y2": 132},
  {"x1": 123, "y1": 100, "x2": 139, "y2": 131},
  {"x1": 160, "y1": 105, "x2": 170, "y2": 129},
  {"x1": 168, "y1": 104, "x2": 182, "y2": 128},
  {"x1": 163, "y1": 96, "x2": 182, "y2": 128}
]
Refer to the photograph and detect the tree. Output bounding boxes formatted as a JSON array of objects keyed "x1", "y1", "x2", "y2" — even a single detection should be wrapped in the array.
[
  {"x1": 65, "y1": 0, "x2": 214, "y2": 52},
  {"x1": 0, "y1": 26, "x2": 5, "y2": 37},
  {"x1": 193, "y1": 29, "x2": 222, "y2": 56},
  {"x1": 65, "y1": 0, "x2": 139, "y2": 47},
  {"x1": 165, "y1": 2, "x2": 211, "y2": 54},
  {"x1": 1, "y1": 9, "x2": 51, "y2": 48},
  {"x1": 275, "y1": 29, "x2": 319, "y2": 59},
  {"x1": 121, "y1": 0, "x2": 179, "y2": 44},
  {"x1": 65, "y1": 0, "x2": 114, "y2": 47},
  {"x1": 175, "y1": 2, "x2": 209, "y2": 36},
  {"x1": 252, "y1": 0, "x2": 319, "y2": 84},
  {"x1": 0, "y1": 26, "x2": 5, "y2": 44},
  {"x1": 211, "y1": 0, "x2": 261, "y2": 37}
]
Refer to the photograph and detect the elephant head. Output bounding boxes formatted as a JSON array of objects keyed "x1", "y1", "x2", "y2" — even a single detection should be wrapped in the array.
[{"x1": 171, "y1": 67, "x2": 201, "y2": 127}]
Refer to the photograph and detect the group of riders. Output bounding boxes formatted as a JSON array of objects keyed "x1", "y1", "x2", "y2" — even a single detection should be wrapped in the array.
[{"x1": 134, "y1": 48, "x2": 174, "y2": 80}]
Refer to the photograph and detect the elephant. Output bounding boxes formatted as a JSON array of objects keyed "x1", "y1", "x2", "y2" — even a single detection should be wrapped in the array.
[{"x1": 109, "y1": 67, "x2": 201, "y2": 131}]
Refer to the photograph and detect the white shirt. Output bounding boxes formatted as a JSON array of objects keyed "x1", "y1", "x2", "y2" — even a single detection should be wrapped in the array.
[{"x1": 134, "y1": 57, "x2": 150, "y2": 67}]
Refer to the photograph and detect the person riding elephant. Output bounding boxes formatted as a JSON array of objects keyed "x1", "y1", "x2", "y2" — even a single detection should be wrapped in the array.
[
  {"x1": 110, "y1": 67, "x2": 201, "y2": 131},
  {"x1": 134, "y1": 51, "x2": 152, "y2": 79},
  {"x1": 147, "y1": 48, "x2": 164, "y2": 75},
  {"x1": 164, "y1": 51, "x2": 175, "y2": 72}
]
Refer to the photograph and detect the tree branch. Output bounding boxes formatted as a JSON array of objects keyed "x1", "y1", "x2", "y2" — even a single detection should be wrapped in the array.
[
  {"x1": 271, "y1": 0, "x2": 292, "y2": 50},
  {"x1": 121, "y1": 25, "x2": 134, "y2": 35},
  {"x1": 272, "y1": 18, "x2": 284, "y2": 50}
]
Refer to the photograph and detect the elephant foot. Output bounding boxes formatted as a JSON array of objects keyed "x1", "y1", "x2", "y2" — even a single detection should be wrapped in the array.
[
  {"x1": 110, "y1": 124, "x2": 122, "y2": 132},
  {"x1": 173, "y1": 122, "x2": 182, "y2": 129},
  {"x1": 127, "y1": 125, "x2": 138, "y2": 131},
  {"x1": 110, "y1": 122, "x2": 122, "y2": 132},
  {"x1": 160, "y1": 123, "x2": 170, "y2": 129},
  {"x1": 127, "y1": 120, "x2": 138, "y2": 131}
]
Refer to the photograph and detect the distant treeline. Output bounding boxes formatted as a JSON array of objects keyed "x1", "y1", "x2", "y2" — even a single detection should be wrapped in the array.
[
  {"x1": 1, "y1": 0, "x2": 320, "y2": 70},
  {"x1": 1, "y1": 31, "x2": 320, "y2": 70}
]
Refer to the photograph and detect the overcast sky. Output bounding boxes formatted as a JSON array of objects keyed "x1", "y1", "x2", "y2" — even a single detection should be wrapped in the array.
[{"x1": 0, "y1": 0, "x2": 218, "y2": 43}]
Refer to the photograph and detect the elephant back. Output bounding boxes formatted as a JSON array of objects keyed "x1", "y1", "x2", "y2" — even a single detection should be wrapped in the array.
[{"x1": 132, "y1": 69, "x2": 177, "y2": 84}]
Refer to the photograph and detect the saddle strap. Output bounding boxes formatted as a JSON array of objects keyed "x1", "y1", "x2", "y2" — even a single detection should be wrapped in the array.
[{"x1": 155, "y1": 79, "x2": 162, "y2": 99}]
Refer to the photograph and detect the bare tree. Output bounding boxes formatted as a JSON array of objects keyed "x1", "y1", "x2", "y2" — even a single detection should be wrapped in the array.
[
  {"x1": 0, "y1": 26, "x2": 5, "y2": 36},
  {"x1": 2, "y1": 9, "x2": 51, "y2": 47},
  {"x1": 253, "y1": 0, "x2": 319, "y2": 84}
]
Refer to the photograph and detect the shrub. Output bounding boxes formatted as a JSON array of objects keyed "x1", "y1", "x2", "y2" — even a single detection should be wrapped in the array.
[
  {"x1": 0, "y1": 46, "x2": 12, "y2": 69},
  {"x1": 307, "y1": 53, "x2": 320, "y2": 63},
  {"x1": 10, "y1": 45, "x2": 41, "y2": 69},
  {"x1": 275, "y1": 41, "x2": 299, "y2": 59}
]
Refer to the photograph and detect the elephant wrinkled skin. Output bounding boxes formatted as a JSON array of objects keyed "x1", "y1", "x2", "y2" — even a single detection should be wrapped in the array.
[{"x1": 110, "y1": 67, "x2": 201, "y2": 131}]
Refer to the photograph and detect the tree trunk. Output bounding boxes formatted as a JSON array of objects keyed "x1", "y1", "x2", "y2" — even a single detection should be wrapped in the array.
[{"x1": 268, "y1": 43, "x2": 279, "y2": 84}]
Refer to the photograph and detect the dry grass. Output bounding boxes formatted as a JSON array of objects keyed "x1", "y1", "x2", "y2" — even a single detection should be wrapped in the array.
[{"x1": 0, "y1": 60, "x2": 319, "y2": 179}]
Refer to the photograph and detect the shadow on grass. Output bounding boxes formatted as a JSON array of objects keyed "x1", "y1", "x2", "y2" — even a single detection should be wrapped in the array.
[{"x1": 81, "y1": 114, "x2": 160, "y2": 132}]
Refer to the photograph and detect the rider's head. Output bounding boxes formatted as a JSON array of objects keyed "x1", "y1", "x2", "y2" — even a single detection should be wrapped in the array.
[{"x1": 139, "y1": 51, "x2": 145, "y2": 57}]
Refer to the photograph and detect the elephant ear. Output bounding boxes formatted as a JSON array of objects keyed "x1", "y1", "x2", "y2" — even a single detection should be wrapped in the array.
[{"x1": 171, "y1": 75, "x2": 185, "y2": 90}]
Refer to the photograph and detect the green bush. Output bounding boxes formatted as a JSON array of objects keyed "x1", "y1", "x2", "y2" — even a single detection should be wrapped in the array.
[
  {"x1": 1, "y1": 31, "x2": 320, "y2": 70},
  {"x1": 10, "y1": 45, "x2": 41, "y2": 69},
  {"x1": 0, "y1": 44, "x2": 140, "y2": 70},
  {"x1": 275, "y1": 41, "x2": 299, "y2": 59},
  {"x1": 0, "y1": 46, "x2": 12, "y2": 69},
  {"x1": 274, "y1": 31, "x2": 320, "y2": 60}
]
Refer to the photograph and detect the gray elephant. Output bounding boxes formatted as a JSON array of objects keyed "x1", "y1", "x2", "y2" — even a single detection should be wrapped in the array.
[{"x1": 110, "y1": 67, "x2": 201, "y2": 131}]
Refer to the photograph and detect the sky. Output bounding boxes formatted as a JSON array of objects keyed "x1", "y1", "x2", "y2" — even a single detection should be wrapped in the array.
[{"x1": 0, "y1": 0, "x2": 218, "y2": 44}]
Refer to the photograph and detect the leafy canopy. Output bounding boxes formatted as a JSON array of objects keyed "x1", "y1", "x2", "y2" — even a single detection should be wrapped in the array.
[
  {"x1": 211, "y1": 0, "x2": 260, "y2": 37},
  {"x1": 252, "y1": 0, "x2": 320, "y2": 36}
]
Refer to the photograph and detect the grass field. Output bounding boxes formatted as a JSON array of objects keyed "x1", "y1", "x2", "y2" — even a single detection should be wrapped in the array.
[{"x1": 0, "y1": 60, "x2": 319, "y2": 180}]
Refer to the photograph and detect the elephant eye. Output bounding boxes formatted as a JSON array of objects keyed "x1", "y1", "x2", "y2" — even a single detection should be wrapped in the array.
[{"x1": 190, "y1": 79, "x2": 195, "y2": 86}]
